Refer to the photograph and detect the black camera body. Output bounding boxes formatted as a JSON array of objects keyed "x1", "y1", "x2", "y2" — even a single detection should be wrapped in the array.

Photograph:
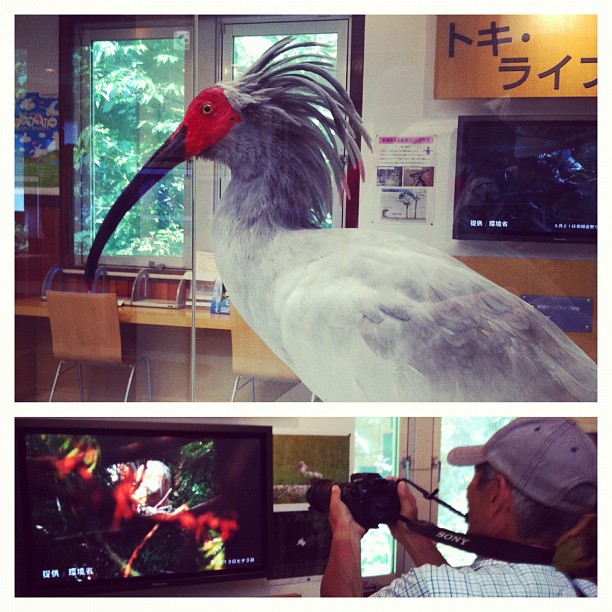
[{"x1": 306, "y1": 473, "x2": 400, "y2": 530}]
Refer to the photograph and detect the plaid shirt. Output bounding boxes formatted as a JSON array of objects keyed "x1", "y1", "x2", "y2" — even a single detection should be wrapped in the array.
[{"x1": 370, "y1": 557, "x2": 597, "y2": 597}]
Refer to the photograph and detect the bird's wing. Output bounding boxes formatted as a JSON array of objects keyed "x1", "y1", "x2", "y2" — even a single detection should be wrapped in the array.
[{"x1": 266, "y1": 230, "x2": 595, "y2": 402}]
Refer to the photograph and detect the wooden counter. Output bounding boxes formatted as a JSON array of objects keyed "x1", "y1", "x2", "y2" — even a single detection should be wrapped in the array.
[{"x1": 15, "y1": 297, "x2": 232, "y2": 331}]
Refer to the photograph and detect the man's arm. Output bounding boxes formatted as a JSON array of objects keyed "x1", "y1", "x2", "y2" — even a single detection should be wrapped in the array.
[{"x1": 320, "y1": 486, "x2": 366, "y2": 597}]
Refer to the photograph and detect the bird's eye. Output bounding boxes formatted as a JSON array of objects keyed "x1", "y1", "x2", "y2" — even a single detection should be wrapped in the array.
[{"x1": 201, "y1": 103, "x2": 213, "y2": 115}]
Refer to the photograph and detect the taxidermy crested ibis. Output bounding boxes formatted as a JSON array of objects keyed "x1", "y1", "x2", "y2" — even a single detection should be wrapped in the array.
[{"x1": 85, "y1": 38, "x2": 596, "y2": 401}]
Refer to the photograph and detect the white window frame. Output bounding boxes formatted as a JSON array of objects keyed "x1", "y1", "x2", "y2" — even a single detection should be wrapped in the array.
[{"x1": 73, "y1": 23, "x2": 195, "y2": 271}]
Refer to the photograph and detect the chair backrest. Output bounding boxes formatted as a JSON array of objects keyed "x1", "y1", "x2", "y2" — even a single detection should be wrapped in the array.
[
  {"x1": 230, "y1": 308, "x2": 300, "y2": 382},
  {"x1": 46, "y1": 291, "x2": 123, "y2": 364}
]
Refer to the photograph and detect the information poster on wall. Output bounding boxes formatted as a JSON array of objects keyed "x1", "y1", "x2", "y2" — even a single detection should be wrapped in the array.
[{"x1": 375, "y1": 136, "x2": 436, "y2": 221}]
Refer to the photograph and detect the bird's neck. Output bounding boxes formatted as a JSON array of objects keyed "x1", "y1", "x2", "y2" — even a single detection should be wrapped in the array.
[
  {"x1": 218, "y1": 171, "x2": 293, "y2": 234},
  {"x1": 212, "y1": 179, "x2": 282, "y2": 303},
  {"x1": 207, "y1": 119, "x2": 333, "y2": 233},
  {"x1": 211, "y1": 183, "x2": 290, "y2": 340}
]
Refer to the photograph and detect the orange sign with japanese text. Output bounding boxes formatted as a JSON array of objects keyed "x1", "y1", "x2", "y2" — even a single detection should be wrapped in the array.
[{"x1": 434, "y1": 15, "x2": 597, "y2": 98}]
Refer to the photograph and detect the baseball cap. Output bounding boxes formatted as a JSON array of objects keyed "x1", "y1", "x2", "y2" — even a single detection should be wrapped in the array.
[{"x1": 447, "y1": 418, "x2": 596, "y2": 514}]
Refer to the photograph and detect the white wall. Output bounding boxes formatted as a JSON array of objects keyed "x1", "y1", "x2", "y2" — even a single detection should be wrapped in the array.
[{"x1": 359, "y1": 15, "x2": 597, "y2": 261}]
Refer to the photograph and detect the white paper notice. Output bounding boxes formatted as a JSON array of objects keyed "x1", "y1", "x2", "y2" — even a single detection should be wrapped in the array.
[
  {"x1": 375, "y1": 136, "x2": 436, "y2": 221},
  {"x1": 195, "y1": 251, "x2": 218, "y2": 281}
]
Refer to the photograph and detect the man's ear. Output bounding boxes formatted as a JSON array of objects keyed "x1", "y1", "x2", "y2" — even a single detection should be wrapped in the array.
[
  {"x1": 484, "y1": 473, "x2": 519, "y2": 540},
  {"x1": 489, "y1": 473, "x2": 514, "y2": 515}
]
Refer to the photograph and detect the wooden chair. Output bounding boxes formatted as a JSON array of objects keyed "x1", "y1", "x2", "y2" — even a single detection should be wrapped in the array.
[
  {"x1": 46, "y1": 291, "x2": 152, "y2": 402},
  {"x1": 230, "y1": 308, "x2": 315, "y2": 401}
]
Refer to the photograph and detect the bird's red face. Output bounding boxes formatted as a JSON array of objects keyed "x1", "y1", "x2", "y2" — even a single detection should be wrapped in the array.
[
  {"x1": 177, "y1": 86, "x2": 241, "y2": 158},
  {"x1": 84, "y1": 86, "x2": 241, "y2": 283}
]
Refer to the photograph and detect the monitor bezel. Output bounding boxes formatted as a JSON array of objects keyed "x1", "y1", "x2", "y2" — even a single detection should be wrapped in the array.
[
  {"x1": 15, "y1": 417, "x2": 273, "y2": 597},
  {"x1": 452, "y1": 114, "x2": 597, "y2": 245}
]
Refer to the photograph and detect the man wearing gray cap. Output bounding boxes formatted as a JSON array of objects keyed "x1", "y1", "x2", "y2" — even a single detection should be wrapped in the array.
[{"x1": 321, "y1": 417, "x2": 597, "y2": 597}]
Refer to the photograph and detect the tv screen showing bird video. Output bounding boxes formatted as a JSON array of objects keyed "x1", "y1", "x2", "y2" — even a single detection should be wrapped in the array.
[
  {"x1": 15, "y1": 419, "x2": 272, "y2": 596},
  {"x1": 453, "y1": 115, "x2": 597, "y2": 244}
]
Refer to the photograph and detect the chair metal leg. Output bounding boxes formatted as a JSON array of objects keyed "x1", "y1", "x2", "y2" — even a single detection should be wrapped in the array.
[
  {"x1": 76, "y1": 363, "x2": 84, "y2": 401},
  {"x1": 145, "y1": 356, "x2": 152, "y2": 402},
  {"x1": 230, "y1": 376, "x2": 248, "y2": 402},
  {"x1": 50, "y1": 358, "x2": 155, "y2": 402},
  {"x1": 49, "y1": 361, "x2": 64, "y2": 402},
  {"x1": 231, "y1": 376, "x2": 255, "y2": 401},
  {"x1": 124, "y1": 363, "x2": 137, "y2": 402},
  {"x1": 121, "y1": 356, "x2": 152, "y2": 402},
  {"x1": 230, "y1": 376, "x2": 241, "y2": 402}
]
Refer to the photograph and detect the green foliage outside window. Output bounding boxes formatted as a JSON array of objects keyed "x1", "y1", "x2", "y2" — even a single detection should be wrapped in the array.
[{"x1": 73, "y1": 38, "x2": 186, "y2": 259}]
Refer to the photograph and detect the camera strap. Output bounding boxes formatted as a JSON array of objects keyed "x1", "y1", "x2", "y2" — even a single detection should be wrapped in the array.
[{"x1": 398, "y1": 517, "x2": 554, "y2": 564}]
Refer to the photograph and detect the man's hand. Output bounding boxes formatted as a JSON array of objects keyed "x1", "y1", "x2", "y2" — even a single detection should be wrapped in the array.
[
  {"x1": 321, "y1": 486, "x2": 366, "y2": 596},
  {"x1": 328, "y1": 484, "x2": 367, "y2": 540},
  {"x1": 388, "y1": 479, "x2": 418, "y2": 541},
  {"x1": 388, "y1": 479, "x2": 448, "y2": 568}
]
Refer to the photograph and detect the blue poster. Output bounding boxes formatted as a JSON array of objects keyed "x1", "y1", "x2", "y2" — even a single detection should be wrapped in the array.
[{"x1": 15, "y1": 93, "x2": 60, "y2": 190}]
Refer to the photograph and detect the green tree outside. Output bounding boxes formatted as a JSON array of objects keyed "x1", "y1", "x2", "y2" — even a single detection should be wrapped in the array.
[{"x1": 74, "y1": 38, "x2": 186, "y2": 259}]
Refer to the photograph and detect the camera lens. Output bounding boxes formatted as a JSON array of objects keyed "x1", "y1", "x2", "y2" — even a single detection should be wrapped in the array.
[{"x1": 306, "y1": 478, "x2": 334, "y2": 512}]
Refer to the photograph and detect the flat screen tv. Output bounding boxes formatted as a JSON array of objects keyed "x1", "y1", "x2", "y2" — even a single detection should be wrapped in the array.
[
  {"x1": 15, "y1": 418, "x2": 273, "y2": 596},
  {"x1": 453, "y1": 115, "x2": 597, "y2": 243}
]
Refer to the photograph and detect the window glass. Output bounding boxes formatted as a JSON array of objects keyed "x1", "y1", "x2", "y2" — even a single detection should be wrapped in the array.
[
  {"x1": 72, "y1": 29, "x2": 192, "y2": 270},
  {"x1": 71, "y1": 21, "x2": 347, "y2": 270},
  {"x1": 436, "y1": 416, "x2": 514, "y2": 566},
  {"x1": 354, "y1": 417, "x2": 399, "y2": 577},
  {"x1": 15, "y1": 16, "x2": 351, "y2": 403}
]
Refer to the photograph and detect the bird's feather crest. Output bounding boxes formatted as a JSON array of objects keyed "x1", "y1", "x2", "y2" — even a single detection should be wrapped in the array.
[{"x1": 218, "y1": 37, "x2": 370, "y2": 230}]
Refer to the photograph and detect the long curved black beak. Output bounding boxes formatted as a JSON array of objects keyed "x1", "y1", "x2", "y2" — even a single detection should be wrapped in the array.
[{"x1": 84, "y1": 124, "x2": 188, "y2": 285}]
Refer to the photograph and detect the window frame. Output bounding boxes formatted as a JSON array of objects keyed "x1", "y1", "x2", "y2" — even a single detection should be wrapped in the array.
[
  {"x1": 354, "y1": 416, "x2": 406, "y2": 579},
  {"x1": 60, "y1": 15, "x2": 196, "y2": 273}
]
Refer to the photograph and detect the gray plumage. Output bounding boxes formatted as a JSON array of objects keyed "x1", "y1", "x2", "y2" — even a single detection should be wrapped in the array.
[{"x1": 209, "y1": 39, "x2": 596, "y2": 401}]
